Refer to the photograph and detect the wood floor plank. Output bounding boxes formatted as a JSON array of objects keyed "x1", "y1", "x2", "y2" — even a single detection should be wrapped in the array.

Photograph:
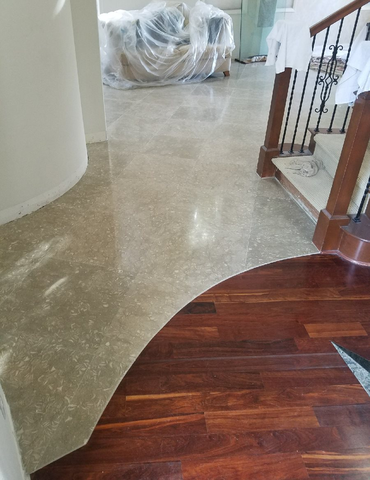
[
  {"x1": 170, "y1": 301, "x2": 370, "y2": 327},
  {"x1": 54, "y1": 428, "x2": 344, "y2": 467},
  {"x1": 178, "y1": 302, "x2": 216, "y2": 314},
  {"x1": 130, "y1": 353, "x2": 345, "y2": 376},
  {"x1": 261, "y1": 368, "x2": 357, "y2": 389},
  {"x1": 217, "y1": 321, "x2": 308, "y2": 340},
  {"x1": 33, "y1": 462, "x2": 184, "y2": 480},
  {"x1": 125, "y1": 371, "x2": 263, "y2": 395},
  {"x1": 304, "y1": 322, "x2": 368, "y2": 338},
  {"x1": 295, "y1": 337, "x2": 370, "y2": 356},
  {"x1": 95, "y1": 413, "x2": 207, "y2": 437},
  {"x1": 303, "y1": 450, "x2": 370, "y2": 478},
  {"x1": 314, "y1": 404, "x2": 370, "y2": 428},
  {"x1": 337, "y1": 426, "x2": 370, "y2": 448},
  {"x1": 138, "y1": 338, "x2": 299, "y2": 361},
  {"x1": 182, "y1": 453, "x2": 309, "y2": 480},
  {"x1": 205, "y1": 407, "x2": 319, "y2": 433},
  {"x1": 155, "y1": 326, "x2": 219, "y2": 341},
  {"x1": 118, "y1": 385, "x2": 370, "y2": 423}
]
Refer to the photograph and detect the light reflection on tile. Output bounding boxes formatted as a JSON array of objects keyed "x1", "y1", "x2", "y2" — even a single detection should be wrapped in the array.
[{"x1": 0, "y1": 62, "x2": 318, "y2": 473}]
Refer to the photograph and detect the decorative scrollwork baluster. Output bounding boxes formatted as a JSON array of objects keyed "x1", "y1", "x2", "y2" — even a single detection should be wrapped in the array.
[{"x1": 314, "y1": 19, "x2": 344, "y2": 132}]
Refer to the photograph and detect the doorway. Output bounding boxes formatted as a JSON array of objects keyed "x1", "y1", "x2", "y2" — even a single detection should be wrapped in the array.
[{"x1": 238, "y1": 0, "x2": 290, "y2": 62}]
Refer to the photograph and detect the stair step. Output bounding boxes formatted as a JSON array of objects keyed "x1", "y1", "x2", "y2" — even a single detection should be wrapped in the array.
[
  {"x1": 314, "y1": 134, "x2": 370, "y2": 207},
  {"x1": 340, "y1": 214, "x2": 370, "y2": 265},
  {"x1": 314, "y1": 134, "x2": 345, "y2": 178},
  {"x1": 273, "y1": 156, "x2": 358, "y2": 221},
  {"x1": 343, "y1": 215, "x2": 370, "y2": 242}
]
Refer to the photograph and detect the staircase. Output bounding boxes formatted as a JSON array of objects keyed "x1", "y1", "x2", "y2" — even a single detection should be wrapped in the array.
[
  {"x1": 273, "y1": 134, "x2": 370, "y2": 222},
  {"x1": 257, "y1": 0, "x2": 370, "y2": 265}
]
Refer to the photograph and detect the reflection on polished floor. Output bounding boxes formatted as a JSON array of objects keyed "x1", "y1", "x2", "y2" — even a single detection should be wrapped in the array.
[{"x1": 0, "y1": 62, "x2": 317, "y2": 473}]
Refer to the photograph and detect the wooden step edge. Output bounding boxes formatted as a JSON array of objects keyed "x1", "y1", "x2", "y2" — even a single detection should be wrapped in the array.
[
  {"x1": 338, "y1": 214, "x2": 370, "y2": 266},
  {"x1": 275, "y1": 169, "x2": 319, "y2": 222}
]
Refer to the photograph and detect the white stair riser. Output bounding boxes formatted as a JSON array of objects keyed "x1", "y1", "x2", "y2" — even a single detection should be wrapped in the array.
[{"x1": 314, "y1": 142, "x2": 339, "y2": 179}]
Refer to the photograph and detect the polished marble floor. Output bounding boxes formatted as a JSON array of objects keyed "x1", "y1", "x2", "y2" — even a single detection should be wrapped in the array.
[{"x1": 0, "y1": 62, "x2": 317, "y2": 473}]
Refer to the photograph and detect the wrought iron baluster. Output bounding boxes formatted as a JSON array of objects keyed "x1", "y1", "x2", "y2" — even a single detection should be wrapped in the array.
[
  {"x1": 343, "y1": 8, "x2": 362, "y2": 74},
  {"x1": 300, "y1": 27, "x2": 330, "y2": 152},
  {"x1": 289, "y1": 36, "x2": 316, "y2": 153},
  {"x1": 340, "y1": 106, "x2": 351, "y2": 133},
  {"x1": 353, "y1": 175, "x2": 370, "y2": 223},
  {"x1": 327, "y1": 105, "x2": 337, "y2": 133},
  {"x1": 280, "y1": 70, "x2": 298, "y2": 154},
  {"x1": 314, "y1": 18, "x2": 344, "y2": 132},
  {"x1": 328, "y1": 8, "x2": 361, "y2": 133}
]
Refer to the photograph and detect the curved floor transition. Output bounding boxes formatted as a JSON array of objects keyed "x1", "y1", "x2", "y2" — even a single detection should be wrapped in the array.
[
  {"x1": 33, "y1": 254, "x2": 370, "y2": 479},
  {"x1": 0, "y1": 63, "x2": 317, "y2": 473}
]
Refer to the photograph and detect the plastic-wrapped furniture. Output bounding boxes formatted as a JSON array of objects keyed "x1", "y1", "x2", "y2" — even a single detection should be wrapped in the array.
[{"x1": 99, "y1": 1, "x2": 235, "y2": 89}]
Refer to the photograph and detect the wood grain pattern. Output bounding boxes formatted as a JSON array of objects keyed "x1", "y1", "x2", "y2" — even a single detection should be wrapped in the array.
[
  {"x1": 304, "y1": 322, "x2": 368, "y2": 338},
  {"x1": 182, "y1": 453, "x2": 309, "y2": 480},
  {"x1": 95, "y1": 413, "x2": 207, "y2": 437},
  {"x1": 33, "y1": 462, "x2": 184, "y2": 480},
  {"x1": 129, "y1": 353, "x2": 345, "y2": 376},
  {"x1": 125, "y1": 371, "x2": 264, "y2": 395},
  {"x1": 261, "y1": 368, "x2": 356, "y2": 389},
  {"x1": 303, "y1": 450, "x2": 370, "y2": 478},
  {"x1": 118, "y1": 384, "x2": 370, "y2": 422},
  {"x1": 314, "y1": 404, "x2": 370, "y2": 428},
  {"x1": 32, "y1": 254, "x2": 370, "y2": 479},
  {"x1": 205, "y1": 407, "x2": 320, "y2": 433}
]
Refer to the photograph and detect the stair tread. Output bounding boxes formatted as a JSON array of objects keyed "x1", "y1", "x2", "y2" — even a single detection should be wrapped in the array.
[
  {"x1": 273, "y1": 156, "x2": 358, "y2": 216},
  {"x1": 315, "y1": 134, "x2": 370, "y2": 191},
  {"x1": 315, "y1": 134, "x2": 345, "y2": 162},
  {"x1": 343, "y1": 215, "x2": 370, "y2": 242}
]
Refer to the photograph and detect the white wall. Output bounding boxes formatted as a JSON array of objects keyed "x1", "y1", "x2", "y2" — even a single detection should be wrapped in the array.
[
  {"x1": 0, "y1": 0, "x2": 88, "y2": 225},
  {"x1": 281, "y1": 0, "x2": 370, "y2": 46},
  {"x1": 98, "y1": 0, "x2": 241, "y2": 12},
  {"x1": 0, "y1": 385, "x2": 29, "y2": 480},
  {"x1": 98, "y1": 0, "x2": 242, "y2": 58},
  {"x1": 71, "y1": 0, "x2": 107, "y2": 143}
]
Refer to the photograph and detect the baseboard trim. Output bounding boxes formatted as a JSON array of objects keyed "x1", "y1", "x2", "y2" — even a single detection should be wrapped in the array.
[
  {"x1": 85, "y1": 131, "x2": 107, "y2": 144},
  {"x1": 0, "y1": 160, "x2": 87, "y2": 226}
]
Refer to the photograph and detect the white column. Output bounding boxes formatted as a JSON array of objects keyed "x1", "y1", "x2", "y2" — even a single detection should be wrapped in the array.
[
  {"x1": 71, "y1": 0, "x2": 107, "y2": 143},
  {"x1": 0, "y1": 385, "x2": 29, "y2": 480},
  {"x1": 0, "y1": 0, "x2": 88, "y2": 225}
]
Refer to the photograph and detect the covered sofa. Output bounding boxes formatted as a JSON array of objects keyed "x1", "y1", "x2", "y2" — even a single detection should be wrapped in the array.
[{"x1": 99, "y1": 1, "x2": 235, "y2": 89}]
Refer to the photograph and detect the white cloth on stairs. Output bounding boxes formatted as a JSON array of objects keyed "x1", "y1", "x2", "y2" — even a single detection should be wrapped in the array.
[
  {"x1": 336, "y1": 25, "x2": 370, "y2": 105},
  {"x1": 288, "y1": 157, "x2": 323, "y2": 177},
  {"x1": 265, "y1": 20, "x2": 312, "y2": 74}
]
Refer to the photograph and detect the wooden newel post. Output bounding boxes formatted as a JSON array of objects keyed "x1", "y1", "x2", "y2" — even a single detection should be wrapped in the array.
[
  {"x1": 257, "y1": 68, "x2": 292, "y2": 178},
  {"x1": 313, "y1": 91, "x2": 370, "y2": 251}
]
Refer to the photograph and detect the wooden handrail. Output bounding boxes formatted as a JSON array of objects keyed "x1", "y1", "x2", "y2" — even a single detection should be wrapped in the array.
[{"x1": 310, "y1": 0, "x2": 370, "y2": 36}]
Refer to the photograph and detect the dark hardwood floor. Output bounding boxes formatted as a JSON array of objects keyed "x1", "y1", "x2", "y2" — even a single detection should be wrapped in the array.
[{"x1": 32, "y1": 254, "x2": 370, "y2": 479}]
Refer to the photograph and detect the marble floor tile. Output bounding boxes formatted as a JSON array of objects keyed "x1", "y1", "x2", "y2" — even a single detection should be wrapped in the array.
[
  {"x1": 172, "y1": 105, "x2": 226, "y2": 122},
  {"x1": 144, "y1": 134, "x2": 204, "y2": 159},
  {"x1": 157, "y1": 119, "x2": 217, "y2": 139},
  {"x1": 103, "y1": 99, "x2": 135, "y2": 127},
  {"x1": 0, "y1": 62, "x2": 318, "y2": 474},
  {"x1": 198, "y1": 135, "x2": 264, "y2": 166}
]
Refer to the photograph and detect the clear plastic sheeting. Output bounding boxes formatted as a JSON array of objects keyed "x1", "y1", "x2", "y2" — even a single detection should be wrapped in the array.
[{"x1": 99, "y1": 1, "x2": 235, "y2": 89}]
